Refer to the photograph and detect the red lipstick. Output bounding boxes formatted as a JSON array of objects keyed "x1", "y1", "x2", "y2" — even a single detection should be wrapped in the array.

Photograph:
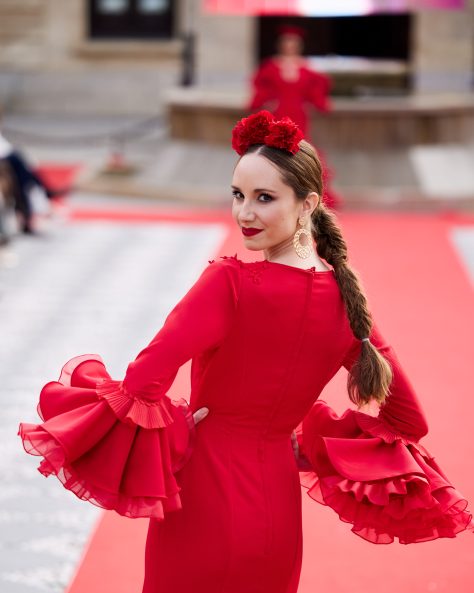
[{"x1": 242, "y1": 227, "x2": 263, "y2": 237}]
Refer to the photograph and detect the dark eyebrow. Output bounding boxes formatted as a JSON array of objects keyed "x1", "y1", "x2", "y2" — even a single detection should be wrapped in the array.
[{"x1": 231, "y1": 185, "x2": 277, "y2": 194}]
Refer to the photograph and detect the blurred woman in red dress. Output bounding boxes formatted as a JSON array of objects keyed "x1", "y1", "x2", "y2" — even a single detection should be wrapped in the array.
[{"x1": 247, "y1": 25, "x2": 341, "y2": 209}]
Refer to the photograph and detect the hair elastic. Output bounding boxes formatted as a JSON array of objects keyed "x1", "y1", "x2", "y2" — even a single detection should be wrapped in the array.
[{"x1": 361, "y1": 337, "x2": 370, "y2": 342}]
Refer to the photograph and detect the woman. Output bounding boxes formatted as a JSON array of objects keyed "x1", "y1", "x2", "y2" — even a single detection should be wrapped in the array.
[
  {"x1": 18, "y1": 111, "x2": 473, "y2": 593},
  {"x1": 247, "y1": 25, "x2": 340, "y2": 209},
  {"x1": 248, "y1": 25, "x2": 330, "y2": 139}
]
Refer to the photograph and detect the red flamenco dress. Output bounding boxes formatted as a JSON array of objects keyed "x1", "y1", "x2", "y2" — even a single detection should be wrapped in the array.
[
  {"x1": 18, "y1": 255, "x2": 473, "y2": 593},
  {"x1": 247, "y1": 57, "x2": 341, "y2": 209}
]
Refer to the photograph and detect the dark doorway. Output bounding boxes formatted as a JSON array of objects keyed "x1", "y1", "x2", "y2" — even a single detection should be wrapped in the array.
[
  {"x1": 89, "y1": 0, "x2": 174, "y2": 39},
  {"x1": 258, "y1": 14, "x2": 412, "y2": 95},
  {"x1": 258, "y1": 14, "x2": 412, "y2": 61}
]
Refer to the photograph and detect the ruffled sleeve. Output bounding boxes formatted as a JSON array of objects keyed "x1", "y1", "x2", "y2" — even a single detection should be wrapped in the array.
[
  {"x1": 247, "y1": 58, "x2": 278, "y2": 112},
  {"x1": 18, "y1": 257, "x2": 241, "y2": 520},
  {"x1": 304, "y1": 69, "x2": 332, "y2": 113},
  {"x1": 295, "y1": 323, "x2": 474, "y2": 544}
]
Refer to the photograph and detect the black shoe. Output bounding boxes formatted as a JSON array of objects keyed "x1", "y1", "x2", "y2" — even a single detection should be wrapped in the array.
[
  {"x1": 22, "y1": 222, "x2": 36, "y2": 235},
  {"x1": 46, "y1": 186, "x2": 73, "y2": 199}
]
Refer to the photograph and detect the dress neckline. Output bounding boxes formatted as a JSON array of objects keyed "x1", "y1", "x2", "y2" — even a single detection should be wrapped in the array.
[
  {"x1": 260, "y1": 259, "x2": 334, "y2": 274},
  {"x1": 218, "y1": 254, "x2": 334, "y2": 275}
]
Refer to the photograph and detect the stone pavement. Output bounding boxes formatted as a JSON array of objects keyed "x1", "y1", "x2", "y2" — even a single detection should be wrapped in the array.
[
  {"x1": 0, "y1": 201, "x2": 226, "y2": 593},
  {"x1": 2, "y1": 114, "x2": 474, "y2": 210}
]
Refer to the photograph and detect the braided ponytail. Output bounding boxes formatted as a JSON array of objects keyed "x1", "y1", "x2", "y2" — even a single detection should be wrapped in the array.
[
  {"x1": 312, "y1": 204, "x2": 393, "y2": 406},
  {"x1": 243, "y1": 140, "x2": 393, "y2": 406}
]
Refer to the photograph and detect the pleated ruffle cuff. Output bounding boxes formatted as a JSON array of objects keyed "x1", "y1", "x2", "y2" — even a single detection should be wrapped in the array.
[
  {"x1": 96, "y1": 377, "x2": 182, "y2": 430},
  {"x1": 17, "y1": 354, "x2": 196, "y2": 520},
  {"x1": 297, "y1": 402, "x2": 474, "y2": 545}
]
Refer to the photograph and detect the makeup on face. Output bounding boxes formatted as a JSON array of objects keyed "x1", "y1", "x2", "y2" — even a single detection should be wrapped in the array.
[
  {"x1": 241, "y1": 227, "x2": 263, "y2": 237},
  {"x1": 231, "y1": 153, "x2": 301, "y2": 252}
]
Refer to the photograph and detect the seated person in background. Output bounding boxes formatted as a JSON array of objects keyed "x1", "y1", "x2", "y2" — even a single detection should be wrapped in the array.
[{"x1": 0, "y1": 130, "x2": 57, "y2": 235}]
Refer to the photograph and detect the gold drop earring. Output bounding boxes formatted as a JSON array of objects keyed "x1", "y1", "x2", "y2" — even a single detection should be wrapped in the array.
[{"x1": 293, "y1": 216, "x2": 313, "y2": 259}]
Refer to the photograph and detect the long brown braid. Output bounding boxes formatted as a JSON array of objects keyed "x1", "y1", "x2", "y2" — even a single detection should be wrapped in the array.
[
  {"x1": 311, "y1": 204, "x2": 393, "y2": 405},
  {"x1": 244, "y1": 141, "x2": 393, "y2": 406}
]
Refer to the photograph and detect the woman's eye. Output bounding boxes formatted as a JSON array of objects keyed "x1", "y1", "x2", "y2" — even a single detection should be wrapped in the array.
[{"x1": 231, "y1": 191, "x2": 273, "y2": 202}]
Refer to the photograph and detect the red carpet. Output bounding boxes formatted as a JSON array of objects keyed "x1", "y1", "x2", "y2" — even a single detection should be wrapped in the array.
[
  {"x1": 64, "y1": 207, "x2": 474, "y2": 593},
  {"x1": 35, "y1": 163, "x2": 81, "y2": 199}
]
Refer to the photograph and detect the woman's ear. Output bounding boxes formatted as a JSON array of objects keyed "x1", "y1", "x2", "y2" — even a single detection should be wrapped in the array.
[{"x1": 305, "y1": 192, "x2": 320, "y2": 216}]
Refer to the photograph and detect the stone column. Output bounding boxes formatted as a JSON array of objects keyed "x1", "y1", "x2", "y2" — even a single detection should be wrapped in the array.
[
  {"x1": 44, "y1": 0, "x2": 84, "y2": 68},
  {"x1": 195, "y1": 11, "x2": 255, "y2": 87}
]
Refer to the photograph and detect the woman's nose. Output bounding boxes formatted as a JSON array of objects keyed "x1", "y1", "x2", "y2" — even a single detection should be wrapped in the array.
[
  {"x1": 239, "y1": 212, "x2": 255, "y2": 223},
  {"x1": 238, "y1": 203, "x2": 255, "y2": 221}
]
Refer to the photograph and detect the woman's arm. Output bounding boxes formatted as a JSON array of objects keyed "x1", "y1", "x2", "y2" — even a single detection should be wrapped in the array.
[
  {"x1": 294, "y1": 323, "x2": 472, "y2": 544},
  {"x1": 294, "y1": 321, "x2": 429, "y2": 469},
  {"x1": 18, "y1": 257, "x2": 242, "y2": 519},
  {"x1": 120, "y1": 257, "x2": 241, "y2": 402},
  {"x1": 305, "y1": 70, "x2": 332, "y2": 113},
  {"x1": 341, "y1": 323, "x2": 429, "y2": 441},
  {"x1": 247, "y1": 59, "x2": 277, "y2": 112}
]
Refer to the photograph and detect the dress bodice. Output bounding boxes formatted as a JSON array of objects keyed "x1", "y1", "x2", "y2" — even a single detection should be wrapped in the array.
[{"x1": 189, "y1": 256, "x2": 353, "y2": 437}]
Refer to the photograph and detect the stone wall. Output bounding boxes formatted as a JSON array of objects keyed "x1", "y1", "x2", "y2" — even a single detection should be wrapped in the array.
[
  {"x1": 412, "y1": 1, "x2": 474, "y2": 93},
  {"x1": 0, "y1": 0, "x2": 185, "y2": 115},
  {"x1": 0, "y1": 0, "x2": 48, "y2": 68},
  {"x1": 195, "y1": 12, "x2": 255, "y2": 87}
]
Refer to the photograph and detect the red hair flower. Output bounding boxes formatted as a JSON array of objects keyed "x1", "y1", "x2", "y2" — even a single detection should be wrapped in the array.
[
  {"x1": 231, "y1": 110, "x2": 274, "y2": 155},
  {"x1": 232, "y1": 110, "x2": 303, "y2": 156},
  {"x1": 264, "y1": 117, "x2": 304, "y2": 155}
]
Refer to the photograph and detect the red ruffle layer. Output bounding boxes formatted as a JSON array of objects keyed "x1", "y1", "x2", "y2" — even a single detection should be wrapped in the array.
[
  {"x1": 297, "y1": 401, "x2": 474, "y2": 544},
  {"x1": 18, "y1": 354, "x2": 195, "y2": 520}
]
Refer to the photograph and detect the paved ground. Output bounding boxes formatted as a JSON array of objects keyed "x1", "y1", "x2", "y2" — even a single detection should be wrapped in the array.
[
  {"x1": 0, "y1": 199, "x2": 226, "y2": 593},
  {"x1": 452, "y1": 226, "x2": 474, "y2": 282}
]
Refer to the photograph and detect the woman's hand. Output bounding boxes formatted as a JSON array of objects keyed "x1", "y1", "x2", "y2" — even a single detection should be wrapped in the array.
[
  {"x1": 292, "y1": 430, "x2": 313, "y2": 470},
  {"x1": 192, "y1": 412, "x2": 301, "y2": 464},
  {"x1": 291, "y1": 430, "x2": 299, "y2": 459},
  {"x1": 192, "y1": 406, "x2": 209, "y2": 425}
]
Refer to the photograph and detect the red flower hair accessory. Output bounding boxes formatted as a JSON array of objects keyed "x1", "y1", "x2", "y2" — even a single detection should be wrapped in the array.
[
  {"x1": 232, "y1": 110, "x2": 304, "y2": 156},
  {"x1": 277, "y1": 25, "x2": 307, "y2": 39},
  {"x1": 231, "y1": 110, "x2": 274, "y2": 155},
  {"x1": 264, "y1": 117, "x2": 303, "y2": 154}
]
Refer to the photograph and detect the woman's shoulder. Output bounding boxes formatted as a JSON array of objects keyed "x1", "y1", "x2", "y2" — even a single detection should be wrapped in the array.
[
  {"x1": 207, "y1": 254, "x2": 267, "y2": 271},
  {"x1": 206, "y1": 254, "x2": 260, "y2": 279},
  {"x1": 258, "y1": 56, "x2": 279, "y2": 71},
  {"x1": 207, "y1": 253, "x2": 243, "y2": 267},
  {"x1": 303, "y1": 66, "x2": 331, "y2": 85},
  {"x1": 203, "y1": 254, "x2": 245, "y2": 286}
]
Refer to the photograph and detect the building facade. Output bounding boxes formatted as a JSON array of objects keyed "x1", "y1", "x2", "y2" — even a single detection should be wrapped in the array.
[{"x1": 0, "y1": 0, "x2": 472, "y2": 115}]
